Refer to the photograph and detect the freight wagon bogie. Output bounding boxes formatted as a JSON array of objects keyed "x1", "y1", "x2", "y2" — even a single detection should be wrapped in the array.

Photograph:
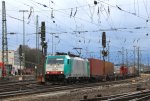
[
  {"x1": 67, "y1": 77, "x2": 90, "y2": 83},
  {"x1": 45, "y1": 74, "x2": 65, "y2": 82},
  {"x1": 89, "y1": 76, "x2": 104, "y2": 82}
]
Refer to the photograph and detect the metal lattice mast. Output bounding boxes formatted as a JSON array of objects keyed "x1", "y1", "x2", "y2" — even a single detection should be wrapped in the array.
[
  {"x1": 2, "y1": 1, "x2": 8, "y2": 66},
  {"x1": 36, "y1": 15, "x2": 39, "y2": 65},
  {"x1": 19, "y1": 10, "x2": 28, "y2": 70}
]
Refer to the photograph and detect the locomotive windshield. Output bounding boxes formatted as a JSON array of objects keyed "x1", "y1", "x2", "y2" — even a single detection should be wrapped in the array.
[{"x1": 47, "y1": 58, "x2": 64, "y2": 64}]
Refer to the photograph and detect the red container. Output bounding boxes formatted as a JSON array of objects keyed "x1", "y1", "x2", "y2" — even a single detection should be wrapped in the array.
[
  {"x1": 120, "y1": 66, "x2": 124, "y2": 75},
  {"x1": 120, "y1": 66, "x2": 128, "y2": 75},
  {"x1": 0, "y1": 62, "x2": 4, "y2": 68},
  {"x1": 0, "y1": 62, "x2": 6, "y2": 77},
  {"x1": 104, "y1": 62, "x2": 114, "y2": 75},
  {"x1": 88, "y1": 58, "x2": 104, "y2": 77},
  {"x1": 124, "y1": 67, "x2": 128, "y2": 74}
]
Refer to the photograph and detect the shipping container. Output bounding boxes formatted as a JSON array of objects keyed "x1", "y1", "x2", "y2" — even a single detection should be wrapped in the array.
[
  {"x1": 114, "y1": 66, "x2": 120, "y2": 75},
  {"x1": 124, "y1": 67, "x2": 128, "y2": 75},
  {"x1": 104, "y1": 61, "x2": 114, "y2": 75},
  {"x1": 88, "y1": 58, "x2": 104, "y2": 78},
  {"x1": 0, "y1": 62, "x2": 6, "y2": 77},
  {"x1": 0, "y1": 62, "x2": 4, "y2": 68},
  {"x1": 119, "y1": 66, "x2": 128, "y2": 77},
  {"x1": 128, "y1": 67, "x2": 137, "y2": 75}
]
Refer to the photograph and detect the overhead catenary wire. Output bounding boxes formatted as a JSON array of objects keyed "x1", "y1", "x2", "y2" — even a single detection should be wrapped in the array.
[{"x1": 1, "y1": 0, "x2": 150, "y2": 62}]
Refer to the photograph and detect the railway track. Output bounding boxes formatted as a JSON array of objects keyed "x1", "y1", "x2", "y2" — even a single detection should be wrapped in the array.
[
  {"x1": 0, "y1": 82, "x2": 40, "y2": 93},
  {"x1": 0, "y1": 78, "x2": 139, "y2": 99},
  {"x1": 0, "y1": 79, "x2": 35, "y2": 84},
  {"x1": 80, "y1": 89, "x2": 150, "y2": 101}
]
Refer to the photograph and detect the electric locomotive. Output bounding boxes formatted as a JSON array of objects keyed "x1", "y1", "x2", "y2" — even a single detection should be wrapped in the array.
[{"x1": 45, "y1": 54, "x2": 90, "y2": 83}]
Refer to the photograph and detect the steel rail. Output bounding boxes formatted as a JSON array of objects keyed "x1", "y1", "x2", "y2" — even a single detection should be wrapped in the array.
[
  {"x1": 0, "y1": 79, "x2": 136, "y2": 99},
  {"x1": 80, "y1": 89, "x2": 150, "y2": 101},
  {"x1": 0, "y1": 77, "x2": 143, "y2": 99}
]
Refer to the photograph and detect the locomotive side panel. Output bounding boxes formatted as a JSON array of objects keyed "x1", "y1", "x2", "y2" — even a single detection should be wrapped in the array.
[{"x1": 70, "y1": 57, "x2": 90, "y2": 78}]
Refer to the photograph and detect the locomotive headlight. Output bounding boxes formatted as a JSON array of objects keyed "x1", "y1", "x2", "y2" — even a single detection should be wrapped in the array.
[{"x1": 61, "y1": 72, "x2": 63, "y2": 74}]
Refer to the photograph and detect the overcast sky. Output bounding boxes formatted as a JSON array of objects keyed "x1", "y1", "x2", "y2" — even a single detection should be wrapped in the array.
[{"x1": 0, "y1": 0, "x2": 150, "y2": 65}]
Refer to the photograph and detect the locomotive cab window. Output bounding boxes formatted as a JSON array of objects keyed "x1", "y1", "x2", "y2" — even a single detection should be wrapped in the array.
[{"x1": 47, "y1": 58, "x2": 64, "y2": 64}]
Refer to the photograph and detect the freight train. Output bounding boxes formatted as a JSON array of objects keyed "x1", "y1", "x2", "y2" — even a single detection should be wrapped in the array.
[
  {"x1": 44, "y1": 53, "x2": 138, "y2": 83},
  {"x1": 44, "y1": 54, "x2": 115, "y2": 83}
]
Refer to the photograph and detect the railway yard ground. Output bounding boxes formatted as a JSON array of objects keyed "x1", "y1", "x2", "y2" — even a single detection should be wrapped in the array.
[{"x1": 1, "y1": 73, "x2": 150, "y2": 101}]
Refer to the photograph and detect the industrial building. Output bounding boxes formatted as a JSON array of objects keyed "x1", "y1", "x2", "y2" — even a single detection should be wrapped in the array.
[{"x1": 0, "y1": 50, "x2": 23, "y2": 76}]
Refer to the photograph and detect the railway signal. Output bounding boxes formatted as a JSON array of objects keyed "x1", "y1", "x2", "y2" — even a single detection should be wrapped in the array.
[
  {"x1": 38, "y1": 21, "x2": 47, "y2": 83},
  {"x1": 102, "y1": 32, "x2": 106, "y2": 48},
  {"x1": 41, "y1": 22, "x2": 45, "y2": 42},
  {"x1": 19, "y1": 45, "x2": 22, "y2": 57},
  {"x1": 102, "y1": 50, "x2": 108, "y2": 56}
]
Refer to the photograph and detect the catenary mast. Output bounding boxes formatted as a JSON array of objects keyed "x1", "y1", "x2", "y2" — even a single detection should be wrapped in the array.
[{"x1": 2, "y1": 1, "x2": 8, "y2": 77}]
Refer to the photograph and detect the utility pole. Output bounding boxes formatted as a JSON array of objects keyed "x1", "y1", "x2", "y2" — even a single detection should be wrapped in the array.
[
  {"x1": 2, "y1": 1, "x2": 8, "y2": 77},
  {"x1": 148, "y1": 57, "x2": 149, "y2": 66},
  {"x1": 140, "y1": 49, "x2": 142, "y2": 73},
  {"x1": 19, "y1": 10, "x2": 28, "y2": 71},
  {"x1": 107, "y1": 40, "x2": 110, "y2": 62},
  {"x1": 100, "y1": 50, "x2": 102, "y2": 59},
  {"x1": 36, "y1": 15, "x2": 39, "y2": 78},
  {"x1": 133, "y1": 46, "x2": 136, "y2": 67},
  {"x1": 126, "y1": 49, "x2": 128, "y2": 67},
  {"x1": 49, "y1": 33, "x2": 56, "y2": 55},
  {"x1": 36, "y1": 15, "x2": 39, "y2": 65},
  {"x1": 137, "y1": 47, "x2": 140, "y2": 76},
  {"x1": 122, "y1": 47, "x2": 124, "y2": 66}
]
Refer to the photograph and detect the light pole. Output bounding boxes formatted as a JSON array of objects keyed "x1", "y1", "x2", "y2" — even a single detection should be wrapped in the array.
[
  {"x1": 126, "y1": 49, "x2": 128, "y2": 67},
  {"x1": 107, "y1": 40, "x2": 110, "y2": 62},
  {"x1": 137, "y1": 47, "x2": 140, "y2": 76},
  {"x1": 118, "y1": 48, "x2": 124, "y2": 66},
  {"x1": 50, "y1": 33, "x2": 56, "y2": 55},
  {"x1": 49, "y1": 33, "x2": 59, "y2": 55},
  {"x1": 133, "y1": 45, "x2": 136, "y2": 68},
  {"x1": 19, "y1": 10, "x2": 28, "y2": 70},
  {"x1": 49, "y1": 32, "x2": 66, "y2": 55},
  {"x1": 54, "y1": 36, "x2": 59, "y2": 53}
]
